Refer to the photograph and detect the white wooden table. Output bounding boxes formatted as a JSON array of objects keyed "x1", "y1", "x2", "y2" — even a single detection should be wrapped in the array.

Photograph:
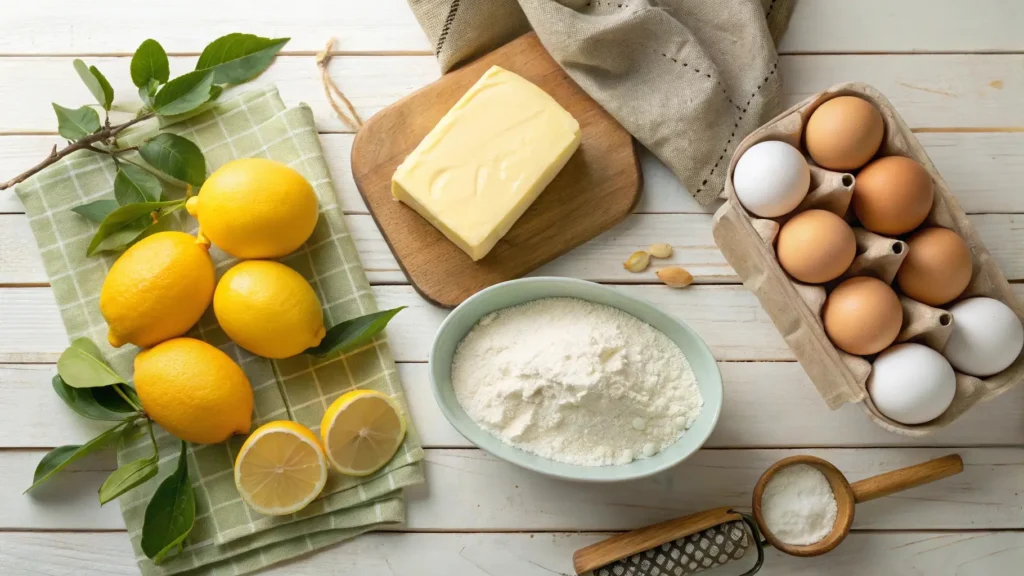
[{"x1": 1, "y1": 1, "x2": 1022, "y2": 574}]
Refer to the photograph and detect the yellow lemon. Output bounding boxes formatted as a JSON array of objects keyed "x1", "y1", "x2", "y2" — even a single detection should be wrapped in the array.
[
  {"x1": 320, "y1": 390, "x2": 406, "y2": 476},
  {"x1": 234, "y1": 420, "x2": 329, "y2": 515},
  {"x1": 186, "y1": 158, "x2": 319, "y2": 259},
  {"x1": 134, "y1": 338, "x2": 253, "y2": 444},
  {"x1": 213, "y1": 260, "x2": 326, "y2": 359},
  {"x1": 100, "y1": 231, "x2": 215, "y2": 349}
]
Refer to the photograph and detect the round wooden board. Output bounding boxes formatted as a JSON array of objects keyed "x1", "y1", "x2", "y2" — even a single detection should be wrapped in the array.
[{"x1": 351, "y1": 32, "x2": 641, "y2": 308}]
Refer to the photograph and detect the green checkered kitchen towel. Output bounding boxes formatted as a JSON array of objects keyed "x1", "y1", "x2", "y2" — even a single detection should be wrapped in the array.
[{"x1": 15, "y1": 85, "x2": 425, "y2": 576}]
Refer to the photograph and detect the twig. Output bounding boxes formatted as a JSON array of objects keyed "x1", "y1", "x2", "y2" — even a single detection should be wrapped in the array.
[
  {"x1": 316, "y1": 38, "x2": 363, "y2": 132},
  {"x1": 0, "y1": 113, "x2": 154, "y2": 190}
]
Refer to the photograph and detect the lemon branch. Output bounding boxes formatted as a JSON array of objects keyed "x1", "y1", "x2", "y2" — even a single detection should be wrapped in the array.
[{"x1": 0, "y1": 113, "x2": 154, "y2": 191}]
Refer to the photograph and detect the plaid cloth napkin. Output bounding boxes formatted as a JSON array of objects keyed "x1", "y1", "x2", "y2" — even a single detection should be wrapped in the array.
[{"x1": 16, "y1": 86, "x2": 425, "y2": 576}]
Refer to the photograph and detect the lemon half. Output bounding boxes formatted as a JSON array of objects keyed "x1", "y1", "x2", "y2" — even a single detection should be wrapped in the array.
[
  {"x1": 234, "y1": 421, "x2": 329, "y2": 516},
  {"x1": 320, "y1": 390, "x2": 406, "y2": 476}
]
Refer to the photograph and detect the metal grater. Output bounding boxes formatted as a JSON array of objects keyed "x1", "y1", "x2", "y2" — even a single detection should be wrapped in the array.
[{"x1": 592, "y1": 520, "x2": 754, "y2": 576}]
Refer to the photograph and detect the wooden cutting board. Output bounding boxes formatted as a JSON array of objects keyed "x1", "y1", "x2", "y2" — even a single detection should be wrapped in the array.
[{"x1": 350, "y1": 32, "x2": 641, "y2": 308}]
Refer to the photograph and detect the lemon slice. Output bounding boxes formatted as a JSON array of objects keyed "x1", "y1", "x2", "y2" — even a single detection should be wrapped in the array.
[
  {"x1": 320, "y1": 390, "x2": 407, "y2": 476},
  {"x1": 234, "y1": 421, "x2": 328, "y2": 515}
]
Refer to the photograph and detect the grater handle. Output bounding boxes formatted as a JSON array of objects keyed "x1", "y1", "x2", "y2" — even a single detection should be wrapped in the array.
[
  {"x1": 851, "y1": 454, "x2": 963, "y2": 504},
  {"x1": 572, "y1": 507, "x2": 742, "y2": 575}
]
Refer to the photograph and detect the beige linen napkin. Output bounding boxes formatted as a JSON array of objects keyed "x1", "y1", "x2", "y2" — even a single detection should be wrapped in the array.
[{"x1": 408, "y1": 0, "x2": 794, "y2": 206}]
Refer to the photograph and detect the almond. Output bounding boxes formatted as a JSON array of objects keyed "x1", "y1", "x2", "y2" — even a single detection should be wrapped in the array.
[
  {"x1": 657, "y1": 266, "x2": 693, "y2": 288},
  {"x1": 623, "y1": 251, "x2": 651, "y2": 273},
  {"x1": 648, "y1": 243, "x2": 673, "y2": 258}
]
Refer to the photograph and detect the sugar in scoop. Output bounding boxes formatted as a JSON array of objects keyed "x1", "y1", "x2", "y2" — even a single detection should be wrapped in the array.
[{"x1": 760, "y1": 463, "x2": 838, "y2": 546}]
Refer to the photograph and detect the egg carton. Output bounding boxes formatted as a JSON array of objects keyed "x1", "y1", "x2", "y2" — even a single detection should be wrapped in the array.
[{"x1": 711, "y1": 82, "x2": 1024, "y2": 436}]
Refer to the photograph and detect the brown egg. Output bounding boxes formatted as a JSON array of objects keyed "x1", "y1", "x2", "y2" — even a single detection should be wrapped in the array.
[
  {"x1": 823, "y1": 276, "x2": 904, "y2": 356},
  {"x1": 852, "y1": 156, "x2": 934, "y2": 235},
  {"x1": 805, "y1": 96, "x2": 885, "y2": 171},
  {"x1": 776, "y1": 209, "x2": 856, "y2": 284},
  {"x1": 896, "y1": 227, "x2": 973, "y2": 306}
]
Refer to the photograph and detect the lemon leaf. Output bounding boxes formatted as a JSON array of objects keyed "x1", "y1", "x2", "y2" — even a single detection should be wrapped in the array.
[
  {"x1": 99, "y1": 454, "x2": 159, "y2": 505},
  {"x1": 305, "y1": 307, "x2": 406, "y2": 357},
  {"x1": 24, "y1": 422, "x2": 128, "y2": 493},
  {"x1": 51, "y1": 375, "x2": 138, "y2": 420},
  {"x1": 139, "y1": 133, "x2": 206, "y2": 187},
  {"x1": 71, "y1": 199, "x2": 119, "y2": 223},
  {"x1": 53, "y1": 103, "x2": 100, "y2": 141},
  {"x1": 57, "y1": 338, "x2": 127, "y2": 388},
  {"x1": 73, "y1": 60, "x2": 114, "y2": 111},
  {"x1": 85, "y1": 199, "x2": 185, "y2": 256},
  {"x1": 114, "y1": 164, "x2": 163, "y2": 205},
  {"x1": 153, "y1": 70, "x2": 215, "y2": 116},
  {"x1": 142, "y1": 441, "x2": 195, "y2": 564},
  {"x1": 195, "y1": 34, "x2": 289, "y2": 85},
  {"x1": 131, "y1": 39, "x2": 170, "y2": 88}
]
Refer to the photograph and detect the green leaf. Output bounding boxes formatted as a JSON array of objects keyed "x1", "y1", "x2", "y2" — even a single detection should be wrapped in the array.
[
  {"x1": 139, "y1": 78, "x2": 159, "y2": 110},
  {"x1": 73, "y1": 60, "x2": 113, "y2": 111},
  {"x1": 138, "y1": 134, "x2": 206, "y2": 186},
  {"x1": 25, "y1": 422, "x2": 128, "y2": 493},
  {"x1": 57, "y1": 338, "x2": 127, "y2": 388},
  {"x1": 114, "y1": 164, "x2": 162, "y2": 205},
  {"x1": 51, "y1": 375, "x2": 138, "y2": 420},
  {"x1": 195, "y1": 33, "x2": 289, "y2": 84},
  {"x1": 52, "y1": 103, "x2": 100, "y2": 141},
  {"x1": 153, "y1": 70, "x2": 215, "y2": 116},
  {"x1": 71, "y1": 199, "x2": 119, "y2": 223},
  {"x1": 142, "y1": 441, "x2": 195, "y2": 564},
  {"x1": 305, "y1": 307, "x2": 406, "y2": 357},
  {"x1": 85, "y1": 199, "x2": 185, "y2": 256},
  {"x1": 131, "y1": 39, "x2": 170, "y2": 88},
  {"x1": 99, "y1": 455, "x2": 159, "y2": 505}
]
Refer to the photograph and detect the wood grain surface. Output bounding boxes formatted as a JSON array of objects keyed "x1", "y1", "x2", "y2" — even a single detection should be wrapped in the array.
[
  {"x1": 2, "y1": 2, "x2": 1024, "y2": 574},
  {"x1": 350, "y1": 32, "x2": 640, "y2": 307}
]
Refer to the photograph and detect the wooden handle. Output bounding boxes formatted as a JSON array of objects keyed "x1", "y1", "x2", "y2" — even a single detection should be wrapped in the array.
[
  {"x1": 572, "y1": 507, "x2": 740, "y2": 575},
  {"x1": 851, "y1": 454, "x2": 963, "y2": 504}
]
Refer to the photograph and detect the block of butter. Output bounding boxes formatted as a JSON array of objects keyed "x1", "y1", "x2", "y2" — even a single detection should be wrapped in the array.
[{"x1": 392, "y1": 65, "x2": 581, "y2": 261}]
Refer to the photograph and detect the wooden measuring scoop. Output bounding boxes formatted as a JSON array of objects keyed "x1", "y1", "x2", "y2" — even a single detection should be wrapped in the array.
[{"x1": 752, "y1": 454, "x2": 964, "y2": 557}]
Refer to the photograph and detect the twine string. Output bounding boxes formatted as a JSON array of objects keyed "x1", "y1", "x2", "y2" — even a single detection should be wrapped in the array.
[{"x1": 316, "y1": 39, "x2": 363, "y2": 132}]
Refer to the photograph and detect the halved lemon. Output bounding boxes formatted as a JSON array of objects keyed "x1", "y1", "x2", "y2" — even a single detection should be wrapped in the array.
[
  {"x1": 234, "y1": 421, "x2": 328, "y2": 515},
  {"x1": 320, "y1": 390, "x2": 406, "y2": 476}
]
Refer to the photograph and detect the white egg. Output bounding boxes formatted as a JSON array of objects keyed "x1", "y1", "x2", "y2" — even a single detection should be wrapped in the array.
[
  {"x1": 732, "y1": 141, "x2": 810, "y2": 218},
  {"x1": 944, "y1": 297, "x2": 1024, "y2": 377},
  {"x1": 868, "y1": 343, "x2": 956, "y2": 425}
]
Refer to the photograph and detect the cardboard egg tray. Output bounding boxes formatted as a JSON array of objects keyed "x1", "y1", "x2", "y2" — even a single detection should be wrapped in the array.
[{"x1": 711, "y1": 82, "x2": 1024, "y2": 436}]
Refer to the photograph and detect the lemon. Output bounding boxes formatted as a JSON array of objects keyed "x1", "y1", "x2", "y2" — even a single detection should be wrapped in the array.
[
  {"x1": 100, "y1": 231, "x2": 215, "y2": 349},
  {"x1": 134, "y1": 338, "x2": 253, "y2": 444},
  {"x1": 213, "y1": 260, "x2": 326, "y2": 359},
  {"x1": 320, "y1": 390, "x2": 406, "y2": 476},
  {"x1": 234, "y1": 421, "x2": 328, "y2": 516},
  {"x1": 186, "y1": 158, "x2": 319, "y2": 259}
]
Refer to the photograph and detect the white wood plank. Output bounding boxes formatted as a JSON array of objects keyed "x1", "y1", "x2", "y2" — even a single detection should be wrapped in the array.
[
  {"x1": 1, "y1": 55, "x2": 1023, "y2": 135},
  {"x1": 6, "y1": 132, "x2": 1024, "y2": 215},
  {"x1": 2, "y1": 530, "x2": 1022, "y2": 576},
  {"x1": 0, "y1": 0, "x2": 432, "y2": 55},
  {"x1": 0, "y1": 285, "x2": 792, "y2": 363},
  {"x1": 5, "y1": 360, "x2": 1023, "y2": 449},
  {"x1": 780, "y1": 0, "x2": 1024, "y2": 54},
  {"x1": 1, "y1": 448, "x2": 1019, "y2": 530},
  {"x1": 6, "y1": 212, "x2": 1024, "y2": 286},
  {"x1": 1, "y1": 0, "x2": 1020, "y2": 55}
]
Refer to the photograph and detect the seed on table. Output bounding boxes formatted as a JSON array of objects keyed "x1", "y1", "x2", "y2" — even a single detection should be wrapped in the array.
[
  {"x1": 657, "y1": 266, "x2": 694, "y2": 288},
  {"x1": 648, "y1": 243, "x2": 673, "y2": 258},
  {"x1": 623, "y1": 250, "x2": 651, "y2": 272}
]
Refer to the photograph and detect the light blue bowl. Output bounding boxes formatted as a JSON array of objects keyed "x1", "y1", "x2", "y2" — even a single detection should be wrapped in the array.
[{"x1": 429, "y1": 277, "x2": 723, "y2": 482}]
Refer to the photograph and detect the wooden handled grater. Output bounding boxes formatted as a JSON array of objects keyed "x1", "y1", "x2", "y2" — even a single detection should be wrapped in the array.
[{"x1": 573, "y1": 507, "x2": 765, "y2": 576}]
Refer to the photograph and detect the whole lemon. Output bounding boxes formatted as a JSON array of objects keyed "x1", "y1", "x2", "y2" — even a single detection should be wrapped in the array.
[
  {"x1": 134, "y1": 338, "x2": 253, "y2": 444},
  {"x1": 186, "y1": 158, "x2": 319, "y2": 259},
  {"x1": 214, "y1": 261, "x2": 326, "y2": 359},
  {"x1": 100, "y1": 231, "x2": 215, "y2": 349}
]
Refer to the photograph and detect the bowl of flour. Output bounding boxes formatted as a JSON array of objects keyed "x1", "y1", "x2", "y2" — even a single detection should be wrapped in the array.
[{"x1": 429, "y1": 277, "x2": 722, "y2": 482}]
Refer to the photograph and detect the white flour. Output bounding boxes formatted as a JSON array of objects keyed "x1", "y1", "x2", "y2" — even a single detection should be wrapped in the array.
[
  {"x1": 451, "y1": 297, "x2": 703, "y2": 466},
  {"x1": 761, "y1": 463, "x2": 839, "y2": 545}
]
